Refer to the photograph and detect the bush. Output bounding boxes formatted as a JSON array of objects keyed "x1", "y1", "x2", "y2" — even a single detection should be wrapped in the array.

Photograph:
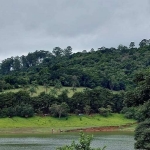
[
  {"x1": 56, "y1": 132, "x2": 106, "y2": 150},
  {"x1": 7, "y1": 107, "x2": 16, "y2": 117},
  {"x1": 16, "y1": 104, "x2": 34, "y2": 117},
  {"x1": 0, "y1": 108, "x2": 8, "y2": 118},
  {"x1": 98, "y1": 106, "x2": 112, "y2": 117},
  {"x1": 121, "y1": 107, "x2": 144, "y2": 122}
]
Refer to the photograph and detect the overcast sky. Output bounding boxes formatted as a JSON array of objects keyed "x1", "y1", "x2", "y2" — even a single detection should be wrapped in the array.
[{"x1": 0, "y1": 0, "x2": 150, "y2": 61}]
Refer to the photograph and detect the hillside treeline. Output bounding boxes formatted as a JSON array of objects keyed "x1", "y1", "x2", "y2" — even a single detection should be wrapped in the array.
[
  {"x1": 0, "y1": 39, "x2": 150, "y2": 91},
  {"x1": 0, "y1": 87, "x2": 123, "y2": 118}
]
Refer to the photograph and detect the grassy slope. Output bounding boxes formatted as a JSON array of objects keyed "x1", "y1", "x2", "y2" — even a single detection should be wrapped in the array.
[
  {"x1": 3, "y1": 86, "x2": 85, "y2": 97},
  {"x1": 0, "y1": 114, "x2": 135, "y2": 129}
]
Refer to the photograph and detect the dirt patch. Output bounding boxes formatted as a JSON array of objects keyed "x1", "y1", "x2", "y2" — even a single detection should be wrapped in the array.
[{"x1": 66, "y1": 122, "x2": 137, "y2": 132}]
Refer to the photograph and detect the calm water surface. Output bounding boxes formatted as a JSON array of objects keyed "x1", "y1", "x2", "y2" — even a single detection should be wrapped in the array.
[{"x1": 0, "y1": 132, "x2": 134, "y2": 150}]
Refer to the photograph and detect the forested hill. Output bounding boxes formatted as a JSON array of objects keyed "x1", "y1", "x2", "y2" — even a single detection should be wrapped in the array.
[{"x1": 0, "y1": 39, "x2": 150, "y2": 91}]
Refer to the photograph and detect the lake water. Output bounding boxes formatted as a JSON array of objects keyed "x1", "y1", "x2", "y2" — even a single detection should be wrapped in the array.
[{"x1": 0, "y1": 132, "x2": 135, "y2": 150}]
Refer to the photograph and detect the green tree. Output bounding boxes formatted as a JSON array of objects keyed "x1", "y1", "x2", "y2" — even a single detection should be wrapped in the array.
[
  {"x1": 0, "y1": 80, "x2": 5, "y2": 92},
  {"x1": 117, "y1": 44, "x2": 128, "y2": 51},
  {"x1": 49, "y1": 102, "x2": 70, "y2": 118},
  {"x1": 29, "y1": 87, "x2": 37, "y2": 96},
  {"x1": 22, "y1": 84, "x2": 29, "y2": 91},
  {"x1": 54, "y1": 80, "x2": 62, "y2": 91},
  {"x1": 16, "y1": 103, "x2": 34, "y2": 117},
  {"x1": 29, "y1": 81, "x2": 38, "y2": 96},
  {"x1": 50, "y1": 88, "x2": 58, "y2": 96},
  {"x1": 139, "y1": 39, "x2": 149, "y2": 48},
  {"x1": 13, "y1": 56, "x2": 21, "y2": 71},
  {"x1": 71, "y1": 75, "x2": 79, "y2": 92},
  {"x1": 52, "y1": 47, "x2": 63, "y2": 57},
  {"x1": 98, "y1": 106, "x2": 112, "y2": 117},
  {"x1": 15, "y1": 90, "x2": 31, "y2": 105},
  {"x1": 63, "y1": 46, "x2": 72, "y2": 57},
  {"x1": 43, "y1": 80, "x2": 49, "y2": 93},
  {"x1": 84, "y1": 105, "x2": 91, "y2": 115},
  {"x1": 129, "y1": 42, "x2": 135, "y2": 49},
  {"x1": 1, "y1": 58, "x2": 13, "y2": 74}
]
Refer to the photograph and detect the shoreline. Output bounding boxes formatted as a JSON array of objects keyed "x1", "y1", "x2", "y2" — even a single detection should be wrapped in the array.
[
  {"x1": 0, "y1": 114, "x2": 137, "y2": 135},
  {"x1": 66, "y1": 122, "x2": 137, "y2": 132},
  {"x1": 0, "y1": 123, "x2": 137, "y2": 135}
]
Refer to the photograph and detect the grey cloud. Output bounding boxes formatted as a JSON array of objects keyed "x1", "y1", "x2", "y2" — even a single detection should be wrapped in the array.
[{"x1": 0, "y1": 0, "x2": 150, "y2": 60}]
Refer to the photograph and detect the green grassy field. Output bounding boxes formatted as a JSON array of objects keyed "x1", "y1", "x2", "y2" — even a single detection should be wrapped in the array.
[
  {"x1": 3, "y1": 86, "x2": 85, "y2": 97},
  {"x1": 0, "y1": 114, "x2": 136, "y2": 134}
]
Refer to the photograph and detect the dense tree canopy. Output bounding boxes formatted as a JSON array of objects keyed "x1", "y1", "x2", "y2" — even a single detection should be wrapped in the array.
[{"x1": 0, "y1": 39, "x2": 150, "y2": 91}]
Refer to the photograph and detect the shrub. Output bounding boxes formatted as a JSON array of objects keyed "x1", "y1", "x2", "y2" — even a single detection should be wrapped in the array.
[
  {"x1": 0, "y1": 108, "x2": 8, "y2": 118},
  {"x1": 56, "y1": 132, "x2": 106, "y2": 150},
  {"x1": 121, "y1": 107, "x2": 144, "y2": 122},
  {"x1": 16, "y1": 103, "x2": 34, "y2": 117},
  {"x1": 98, "y1": 106, "x2": 112, "y2": 117}
]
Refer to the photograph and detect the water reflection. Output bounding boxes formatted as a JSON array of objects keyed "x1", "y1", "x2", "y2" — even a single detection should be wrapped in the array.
[{"x1": 0, "y1": 132, "x2": 134, "y2": 150}]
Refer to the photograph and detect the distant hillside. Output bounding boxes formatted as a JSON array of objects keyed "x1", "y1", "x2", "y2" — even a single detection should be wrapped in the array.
[{"x1": 0, "y1": 39, "x2": 150, "y2": 91}]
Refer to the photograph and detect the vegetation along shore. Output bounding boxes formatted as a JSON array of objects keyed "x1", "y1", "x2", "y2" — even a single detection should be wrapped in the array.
[{"x1": 0, "y1": 114, "x2": 136, "y2": 135}]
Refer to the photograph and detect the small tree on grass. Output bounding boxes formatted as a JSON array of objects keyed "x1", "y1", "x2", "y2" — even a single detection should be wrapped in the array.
[
  {"x1": 98, "y1": 106, "x2": 112, "y2": 117},
  {"x1": 29, "y1": 81, "x2": 38, "y2": 96},
  {"x1": 84, "y1": 105, "x2": 91, "y2": 115},
  {"x1": 71, "y1": 75, "x2": 79, "y2": 92},
  {"x1": 29, "y1": 87, "x2": 37, "y2": 96},
  {"x1": 44, "y1": 83, "x2": 49, "y2": 93},
  {"x1": 0, "y1": 80, "x2": 5, "y2": 92},
  {"x1": 22, "y1": 84, "x2": 29, "y2": 91},
  {"x1": 56, "y1": 132, "x2": 106, "y2": 150},
  {"x1": 50, "y1": 88, "x2": 58, "y2": 96},
  {"x1": 49, "y1": 102, "x2": 70, "y2": 118},
  {"x1": 54, "y1": 80, "x2": 62, "y2": 91}
]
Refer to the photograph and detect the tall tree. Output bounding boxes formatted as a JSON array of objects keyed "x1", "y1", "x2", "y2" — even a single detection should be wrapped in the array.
[
  {"x1": 54, "y1": 80, "x2": 62, "y2": 91},
  {"x1": 1, "y1": 58, "x2": 13, "y2": 74},
  {"x1": 63, "y1": 46, "x2": 72, "y2": 57},
  {"x1": 0, "y1": 80, "x2": 5, "y2": 92},
  {"x1": 52, "y1": 47, "x2": 63, "y2": 57},
  {"x1": 12, "y1": 56, "x2": 21, "y2": 71},
  {"x1": 129, "y1": 42, "x2": 135, "y2": 49},
  {"x1": 139, "y1": 39, "x2": 150, "y2": 48},
  {"x1": 71, "y1": 75, "x2": 79, "y2": 92}
]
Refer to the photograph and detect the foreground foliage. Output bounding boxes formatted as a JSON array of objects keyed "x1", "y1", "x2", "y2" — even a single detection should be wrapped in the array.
[
  {"x1": 56, "y1": 132, "x2": 106, "y2": 150},
  {"x1": 134, "y1": 119, "x2": 150, "y2": 150},
  {"x1": 122, "y1": 72, "x2": 150, "y2": 149}
]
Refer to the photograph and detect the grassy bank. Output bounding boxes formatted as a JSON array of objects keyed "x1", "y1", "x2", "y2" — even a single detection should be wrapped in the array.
[{"x1": 0, "y1": 114, "x2": 136, "y2": 134}]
